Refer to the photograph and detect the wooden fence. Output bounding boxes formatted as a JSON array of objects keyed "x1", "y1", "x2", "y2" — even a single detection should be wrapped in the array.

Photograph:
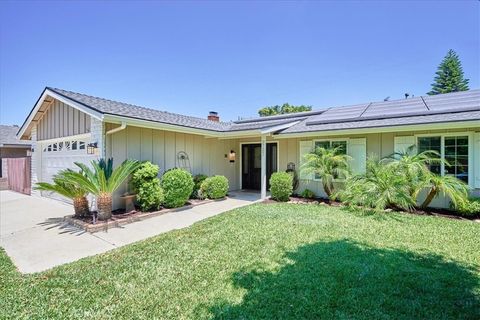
[{"x1": 6, "y1": 157, "x2": 31, "y2": 195}]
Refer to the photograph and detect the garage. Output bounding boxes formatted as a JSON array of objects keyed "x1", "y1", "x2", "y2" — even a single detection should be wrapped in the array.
[{"x1": 39, "y1": 135, "x2": 96, "y2": 200}]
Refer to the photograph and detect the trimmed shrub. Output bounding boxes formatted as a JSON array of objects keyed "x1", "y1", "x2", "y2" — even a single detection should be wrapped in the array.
[
  {"x1": 131, "y1": 162, "x2": 164, "y2": 211},
  {"x1": 191, "y1": 174, "x2": 208, "y2": 199},
  {"x1": 201, "y1": 175, "x2": 229, "y2": 199},
  {"x1": 301, "y1": 188, "x2": 315, "y2": 199},
  {"x1": 453, "y1": 197, "x2": 480, "y2": 217},
  {"x1": 286, "y1": 168, "x2": 299, "y2": 192},
  {"x1": 270, "y1": 172, "x2": 293, "y2": 202},
  {"x1": 161, "y1": 169, "x2": 194, "y2": 208}
]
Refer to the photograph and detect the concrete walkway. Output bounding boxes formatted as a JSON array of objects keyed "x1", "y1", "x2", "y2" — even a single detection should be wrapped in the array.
[{"x1": 0, "y1": 190, "x2": 260, "y2": 274}]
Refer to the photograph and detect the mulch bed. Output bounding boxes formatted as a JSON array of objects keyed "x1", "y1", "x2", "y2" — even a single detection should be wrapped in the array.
[
  {"x1": 263, "y1": 196, "x2": 479, "y2": 221},
  {"x1": 65, "y1": 198, "x2": 214, "y2": 233}
]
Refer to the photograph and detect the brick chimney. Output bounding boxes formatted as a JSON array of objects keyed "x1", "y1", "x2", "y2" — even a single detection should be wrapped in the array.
[{"x1": 208, "y1": 111, "x2": 219, "y2": 122}]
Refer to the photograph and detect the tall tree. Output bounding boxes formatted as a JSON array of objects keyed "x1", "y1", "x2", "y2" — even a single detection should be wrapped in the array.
[
  {"x1": 258, "y1": 103, "x2": 312, "y2": 116},
  {"x1": 428, "y1": 49, "x2": 469, "y2": 95}
]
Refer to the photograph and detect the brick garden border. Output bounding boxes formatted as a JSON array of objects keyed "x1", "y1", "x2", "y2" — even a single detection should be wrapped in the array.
[{"x1": 64, "y1": 198, "x2": 223, "y2": 233}]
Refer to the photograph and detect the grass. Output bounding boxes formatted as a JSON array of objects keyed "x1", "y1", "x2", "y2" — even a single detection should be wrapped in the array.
[{"x1": 1, "y1": 203, "x2": 479, "y2": 319}]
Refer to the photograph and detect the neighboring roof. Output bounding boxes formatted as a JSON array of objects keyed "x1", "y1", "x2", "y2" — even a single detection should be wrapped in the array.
[
  {"x1": 0, "y1": 125, "x2": 31, "y2": 146},
  {"x1": 17, "y1": 87, "x2": 480, "y2": 139},
  {"x1": 47, "y1": 87, "x2": 231, "y2": 132}
]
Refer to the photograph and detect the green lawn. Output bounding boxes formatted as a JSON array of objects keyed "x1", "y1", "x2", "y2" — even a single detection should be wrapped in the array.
[{"x1": 1, "y1": 203, "x2": 479, "y2": 319}]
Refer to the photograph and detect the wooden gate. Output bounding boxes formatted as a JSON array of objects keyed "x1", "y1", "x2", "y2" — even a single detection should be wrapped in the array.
[{"x1": 6, "y1": 157, "x2": 31, "y2": 195}]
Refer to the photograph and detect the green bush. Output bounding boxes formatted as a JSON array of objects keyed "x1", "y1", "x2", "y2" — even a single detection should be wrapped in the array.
[
  {"x1": 191, "y1": 174, "x2": 208, "y2": 199},
  {"x1": 270, "y1": 172, "x2": 293, "y2": 202},
  {"x1": 301, "y1": 188, "x2": 315, "y2": 199},
  {"x1": 286, "y1": 168, "x2": 299, "y2": 191},
  {"x1": 201, "y1": 175, "x2": 229, "y2": 199},
  {"x1": 131, "y1": 162, "x2": 164, "y2": 211},
  {"x1": 161, "y1": 169, "x2": 194, "y2": 208},
  {"x1": 453, "y1": 197, "x2": 480, "y2": 217}
]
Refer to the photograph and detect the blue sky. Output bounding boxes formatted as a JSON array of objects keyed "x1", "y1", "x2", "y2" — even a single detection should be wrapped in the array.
[{"x1": 0, "y1": 1, "x2": 478, "y2": 125}]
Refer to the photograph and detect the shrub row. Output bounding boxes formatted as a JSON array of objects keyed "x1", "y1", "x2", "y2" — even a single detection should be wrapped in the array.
[{"x1": 132, "y1": 163, "x2": 230, "y2": 210}]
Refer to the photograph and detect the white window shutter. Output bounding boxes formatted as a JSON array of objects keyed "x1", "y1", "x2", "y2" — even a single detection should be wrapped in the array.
[
  {"x1": 474, "y1": 132, "x2": 480, "y2": 188},
  {"x1": 394, "y1": 136, "x2": 415, "y2": 155},
  {"x1": 347, "y1": 138, "x2": 367, "y2": 174},
  {"x1": 299, "y1": 140, "x2": 313, "y2": 179}
]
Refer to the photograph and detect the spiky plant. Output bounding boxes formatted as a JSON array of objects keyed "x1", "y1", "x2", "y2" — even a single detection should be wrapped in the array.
[
  {"x1": 300, "y1": 146, "x2": 351, "y2": 197},
  {"x1": 35, "y1": 169, "x2": 90, "y2": 218},
  {"x1": 387, "y1": 146, "x2": 442, "y2": 197},
  {"x1": 418, "y1": 173, "x2": 469, "y2": 209},
  {"x1": 337, "y1": 157, "x2": 415, "y2": 212},
  {"x1": 64, "y1": 159, "x2": 140, "y2": 220}
]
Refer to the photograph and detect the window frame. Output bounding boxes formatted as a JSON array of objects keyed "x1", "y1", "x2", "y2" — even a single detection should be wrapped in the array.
[
  {"x1": 415, "y1": 132, "x2": 474, "y2": 187},
  {"x1": 312, "y1": 138, "x2": 349, "y2": 181}
]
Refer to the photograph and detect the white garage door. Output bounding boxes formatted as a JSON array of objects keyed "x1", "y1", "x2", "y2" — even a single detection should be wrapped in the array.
[{"x1": 40, "y1": 137, "x2": 97, "y2": 200}]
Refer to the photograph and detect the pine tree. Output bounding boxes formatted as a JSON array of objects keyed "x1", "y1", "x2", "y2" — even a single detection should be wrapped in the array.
[{"x1": 428, "y1": 49, "x2": 469, "y2": 95}]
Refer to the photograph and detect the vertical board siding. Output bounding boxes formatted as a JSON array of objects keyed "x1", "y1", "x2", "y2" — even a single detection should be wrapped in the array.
[
  {"x1": 106, "y1": 124, "x2": 239, "y2": 209},
  {"x1": 37, "y1": 98, "x2": 91, "y2": 140}
]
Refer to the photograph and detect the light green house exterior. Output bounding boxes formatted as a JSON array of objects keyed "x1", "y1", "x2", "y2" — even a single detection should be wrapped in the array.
[{"x1": 18, "y1": 87, "x2": 480, "y2": 209}]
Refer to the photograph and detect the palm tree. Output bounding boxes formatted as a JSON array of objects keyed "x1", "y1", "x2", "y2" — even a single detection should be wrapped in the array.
[
  {"x1": 387, "y1": 146, "x2": 442, "y2": 197},
  {"x1": 338, "y1": 157, "x2": 415, "y2": 211},
  {"x1": 418, "y1": 173, "x2": 469, "y2": 209},
  {"x1": 300, "y1": 146, "x2": 351, "y2": 197},
  {"x1": 35, "y1": 170, "x2": 90, "y2": 218},
  {"x1": 64, "y1": 159, "x2": 140, "y2": 220}
]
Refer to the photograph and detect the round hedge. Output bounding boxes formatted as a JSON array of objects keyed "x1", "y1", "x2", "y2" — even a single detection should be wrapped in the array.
[
  {"x1": 132, "y1": 162, "x2": 164, "y2": 211},
  {"x1": 161, "y1": 169, "x2": 194, "y2": 208},
  {"x1": 269, "y1": 172, "x2": 293, "y2": 202},
  {"x1": 201, "y1": 175, "x2": 229, "y2": 199}
]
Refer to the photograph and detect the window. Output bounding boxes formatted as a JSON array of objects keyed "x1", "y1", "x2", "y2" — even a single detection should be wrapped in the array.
[
  {"x1": 313, "y1": 140, "x2": 348, "y2": 180},
  {"x1": 417, "y1": 135, "x2": 469, "y2": 183},
  {"x1": 445, "y1": 136, "x2": 469, "y2": 183},
  {"x1": 418, "y1": 137, "x2": 441, "y2": 174},
  {"x1": 314, "y1": 140, "x2": 347, "y2": 155}
]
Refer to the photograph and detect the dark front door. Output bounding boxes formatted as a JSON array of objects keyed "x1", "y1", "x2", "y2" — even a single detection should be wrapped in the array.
[{"x1": 242, "y1": 143, "x2": 277, "y2": 190}]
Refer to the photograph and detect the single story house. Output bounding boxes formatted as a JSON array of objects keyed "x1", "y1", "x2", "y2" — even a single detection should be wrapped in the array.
[{"x1": 17, "y1": 87, "x2": 480, "y2": 209}]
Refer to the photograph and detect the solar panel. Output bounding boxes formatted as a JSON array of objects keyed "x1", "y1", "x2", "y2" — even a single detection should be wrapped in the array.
[
  {"x1": 305, "y1": 103, "x2": 369, "y2": 124},
  {"x1": 362, "y1": 98, "x2": 427, "y2": 118},
  {"x1": 305, "y1": 90, "x2": 480, "y2": 126}
]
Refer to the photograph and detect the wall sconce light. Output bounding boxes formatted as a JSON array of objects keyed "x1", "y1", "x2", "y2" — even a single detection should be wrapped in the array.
[
  {"x1": 287, "y1": 162, "x2": 295, "y2": 171},
  {"x1": 26, "y1": 147, "x2": 34, "y2": 157},
  {"x1": 87, "y1": 142, "x2": 98, "y2": 155},
  {"x1": 228, "y1": 150, "x2": 236, "y2": 163}
]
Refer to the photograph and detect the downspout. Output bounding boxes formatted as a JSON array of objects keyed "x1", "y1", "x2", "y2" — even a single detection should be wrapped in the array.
[
  {"x1": 104, "y1": 122, "x2": 127, "y2": 159},
  {"x1": 106, "y1": 122, "x2": 127, "y2": 135}
]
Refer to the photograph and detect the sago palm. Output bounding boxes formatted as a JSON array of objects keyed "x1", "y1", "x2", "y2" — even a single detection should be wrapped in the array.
[
  {"x1": 418, "y1": 173, "x2": 469, "y2": 209},
  {"x1": 65, "y1": 159, "x2": 140, "y2": 220},
  {"x1": 300, "y1": 146, "x2": 351, "y2": 197},
  {"x1": 35, "y1": 169, "x2": 90, "y2": 218}
]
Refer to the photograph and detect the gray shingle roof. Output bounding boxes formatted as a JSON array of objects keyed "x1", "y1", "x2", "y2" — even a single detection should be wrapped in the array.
[
  {"x1": 0, "y1": 125, "x2": 31, "y2": 146},
  {"x1": 44, "y1": 87, "x2": 479, "y2": 135},
  {"x1": 48, "y1": 87, "x2": 231, "y2": 132},
  {"x1": 282, "y1": 110, "x2": 480, "y2": 134},
  {"x1": 281, "y1": 89, "x2": 480, "y2": 133}
]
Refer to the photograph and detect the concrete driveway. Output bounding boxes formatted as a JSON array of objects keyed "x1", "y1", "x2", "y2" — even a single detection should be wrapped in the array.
[{"x1": 0, "y1": 190, "x2": 259, "y2": 274}]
